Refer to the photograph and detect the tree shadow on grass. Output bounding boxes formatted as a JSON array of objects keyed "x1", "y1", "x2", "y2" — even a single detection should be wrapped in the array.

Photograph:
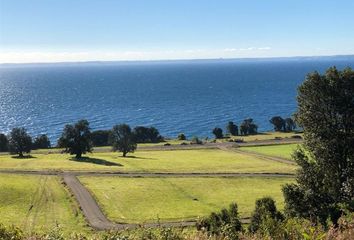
[
  {"x1": 70, "y1": 157, "x2": 123, "y2": 166},
  {"x1": 117, "y1": 155, "x2": 156, "y2": 160},
  {"x1": 11, "y1": 155, "x2": 36, "y2": 159}
]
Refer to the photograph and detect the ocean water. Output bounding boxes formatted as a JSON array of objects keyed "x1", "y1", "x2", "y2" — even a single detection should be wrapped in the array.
[{"x1": 1, "y1": 57, "x2": 354, "y2": 143}]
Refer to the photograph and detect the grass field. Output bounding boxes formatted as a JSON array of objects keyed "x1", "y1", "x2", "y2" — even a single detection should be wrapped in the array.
[
  {"x1": 217, "y1": 131, "x2": 302, "y2": 142},
  {"x1": 79, "y1": 176, "x2": 293, "y2": 223},
  {"x1": 0, "y1": 174, "x2": 87, "y2": 233},
  {"x1": 240, "y1": 144, "x2": 299, "y2": 160},
  {"x1": 0, "y1": 149, "x2": 296, "y2": 173}
]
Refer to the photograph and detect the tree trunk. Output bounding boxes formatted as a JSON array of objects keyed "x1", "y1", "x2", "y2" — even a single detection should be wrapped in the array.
[
  {"x1": 76, "y1": 152, "x2": 82, "y2": 159},
  {"x1": 19, "y1": 152, "x2": 23, "y2": 158},
  {"x1": 123, "y1": 151, "x2": 127, "y2": 157}
]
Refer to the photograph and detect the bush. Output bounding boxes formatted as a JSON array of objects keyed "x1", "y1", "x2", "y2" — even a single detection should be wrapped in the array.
[
  {"x1": 197, "y1": 202, "x2": 242, "y2": 237},
  {"x1": 248, "y1": 197, "x2": 284, "y2": 234},
  {"x1": 32, "y1": 134, "x2": 51, "y2": 149},
  {"x1": 212, "y1": 127, "x2": 223, "y2": 139},
  {"x1": 0, "y1": 224, "x2": 23, "y2": 240},
  {"x1": 91, "y1": 130, "x2": 111, "y2": 147},
  {"x1": 177, "y1": 133, "x2": 186, "y2": 140},
  {"x1": 133, "y1": 126, "x2": 163, "y2": 143}
]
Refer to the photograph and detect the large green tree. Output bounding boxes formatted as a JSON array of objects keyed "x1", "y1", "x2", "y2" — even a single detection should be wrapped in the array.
[
  {"x1": 8, "y1": 128, "x2": 32, "y2": 157},
  {"x1": 0, "y1": 133, "x2": 8, "y2": 152},
  {"x1": 111, "y1": 124, "x2": 137, "y2": 157},
  {"x1": 282, "y1": 67, "x2": 354, "y2": 225},
  {"x1": 58, "y1": 119, "x2": 92, "y2": 158}
]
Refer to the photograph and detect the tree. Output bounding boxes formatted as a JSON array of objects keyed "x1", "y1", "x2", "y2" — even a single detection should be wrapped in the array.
[
  {"x1": 8, "y1": 128, "x2": 32, "y2": 157},
  {"x1": 197, "y1": 202, "x2": 242, "y2": 237},
  {"x1": 240, "y1": 118, "x2": 258, "y2": 135},
  {"x1": 282, "y1": 67, "x2": 354, "y2": 226},
  {"x1": 91, "y1": 130, "x2": 111, "y2": 147},
  {"x1": 133, "y1": 126, "x2": 163, "y2": 143},
  {"x1": 248, "y1": 197, "x2": 284, "y2": 234},
  {"x1": 212, "y1": 127, "x2": 223, "y2": 139},
  {"x1": 0, "y1": 133, "x2": 8, "y2": 152},
  {"x1": 32, "y1": 134, "x2": 51, "y2": 149},
  {"x1": 111, "y1": 124, "x2": 137, "y2": 157},
  {"x1": 177, "y1": 133, "x2": 186, "y2": 140},
  {"x1": 269, "y1": 116, "x2": 285, "y2": 132},
  {"x1": 284, "y1": 118, "x2": 296, "y2": 132},
  {"x1": 226, "y1": 121, "x2": 238, "y2": 136},
  {"x1": 58, "y1": 119, "x2": 92, "y2": 158}
]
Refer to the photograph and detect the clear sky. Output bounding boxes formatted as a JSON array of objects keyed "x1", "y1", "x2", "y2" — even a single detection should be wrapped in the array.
[{"x1": 0, "y1": 0, "x2": 353, "y2": 63}]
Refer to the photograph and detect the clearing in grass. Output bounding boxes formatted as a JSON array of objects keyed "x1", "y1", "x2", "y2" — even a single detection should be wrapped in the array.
[
  {"x1": 0, "y1": 149, "x2": 296, "y2": 173},
  {"x1": 79, "y1": 176, "x2": 293, "y2": 223},
  {"x1": 0, "y1": 174, "x2": 87, "y2": 233}
]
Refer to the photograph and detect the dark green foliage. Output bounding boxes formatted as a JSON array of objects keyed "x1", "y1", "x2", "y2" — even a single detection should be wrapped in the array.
[
  {"x1": 227, "y1": 121, "x2": 238, "y2": 136},
  {"x1": 111, "y1": 124, "x2": 137, "y2": 157},
  {"x1": 284, "y1": 118, "x2": 296, "y2": 132},
  {"x1": 269, "y1": 116, "x2": 285, "y2": 132},
  {"x1": 58, "y1": 119, "x2": 92, "y2": 158},
  {"x1": 177, "y1": 133, "x2": 186, "y2": 140},
  {"x1": 0, "y1": 133, "x2": 8, "y2": 152},
  {"x1": 240, "y1": 118, "x2": 258, "y2": 135},
  {"x1": 197, "y1": 202, "x2": 242, "y2": 237},
  {"x1": 91, "y1": 130, "x2": 111, "y2": 147},
  {"x1": 32, "y1": 134, "x2": 51, "y2": 149},
  {"x1": 212, "y1": 127, "x2": 223, "y2": 139},
  {"x1": 8, "y1": 128, "x2": 32, "y2": 157},
  {"x1": 133, "y1": 126, "x2": 163, "y2": 143},
  {"x1": 248, "y1": 197, "x2": 284, "y2": 234},
  {"x1": 283, "y1": 67, "x2": 354, "y2": 226}
]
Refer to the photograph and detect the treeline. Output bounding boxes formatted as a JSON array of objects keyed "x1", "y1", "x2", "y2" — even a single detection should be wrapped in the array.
[
  {"x1": 212, "y1": 118, "x2": 259, "y2": 139},
  {"x1": 0, "y1": 122, "x2": 163, "y2": 158}
]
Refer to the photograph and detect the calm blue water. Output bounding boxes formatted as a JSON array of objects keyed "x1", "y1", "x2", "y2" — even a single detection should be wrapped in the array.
[{"x1": 1, "y1": 57, "x2": 354, "y2": 143}]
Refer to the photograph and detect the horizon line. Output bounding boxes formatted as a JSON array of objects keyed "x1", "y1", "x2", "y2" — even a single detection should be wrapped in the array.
[{"x1": 1, "y1": 54, "x2": 354, "y2": 66}]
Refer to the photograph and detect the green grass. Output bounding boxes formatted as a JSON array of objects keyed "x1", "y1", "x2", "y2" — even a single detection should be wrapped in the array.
[
  {"x1": 0, "y1": 149, "x2": 296, "y2": 173},
  {"x1": 240, "y1": 144, "x2": 299, "y2": 160},
  {"x1": 79, "y1": 176, "x2": 293, "y2": 223},
  {"x1": 0, "y1": 173, "x2": 87, "y2": 233},
  {"x1": 218, "y1": 131, "x2": 303, "y2": 142}
]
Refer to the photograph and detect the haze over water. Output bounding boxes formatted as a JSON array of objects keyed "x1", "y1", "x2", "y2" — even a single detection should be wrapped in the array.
[{"x1": 1, "y1": 56, "x2": 354, "y2": 143}]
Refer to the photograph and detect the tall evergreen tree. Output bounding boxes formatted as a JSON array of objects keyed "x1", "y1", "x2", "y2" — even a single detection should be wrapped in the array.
[{"x1": 282, "y1": 67, "x2": 354, "y2": 225}]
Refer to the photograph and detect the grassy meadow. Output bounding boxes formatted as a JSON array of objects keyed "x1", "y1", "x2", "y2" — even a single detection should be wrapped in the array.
[
  {"x1": 0, "y1": 174, "x2": 87, "y2": 233},
  {"x1": 79, "y1": 176, "x2": 293, "y2": 223},
  {"x1": 239, "y1": 144, "x2": 299, "y2": 160},
  {"x1": 0, "y1": 149, "x2": 296, "y2": 173}
]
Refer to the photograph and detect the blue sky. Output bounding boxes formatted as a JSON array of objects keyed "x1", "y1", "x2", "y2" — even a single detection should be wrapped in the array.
[{"x1": 0, "y1": 0, "x2": 353, "y2": 63}]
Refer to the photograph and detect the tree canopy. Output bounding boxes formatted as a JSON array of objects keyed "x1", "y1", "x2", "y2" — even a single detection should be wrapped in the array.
[
  {"x1": 133, "y1": 126, "x2": 163, "y2": 143},
  {"x1": 270, "y1": 116, "x2": 285, "y2": 132},
  {"x1": 226, "y1": 121, "x2": 238, "y2": 136},
  {"x1": 212, "y1": 127, "x2": 223, "y2": 139},
  {"x1": 282, "y1": 67, "x2": 354, "y2": 225},
  {"x1": 0, "y1": 133, "x2": 8, "y2": 152},
  {"x1": 240, "y1": 118, "x2": 258, "y2": 135},
  {"x1": 32, "y1": 134, "x2": 51, "y2": 149},
  {"x1": 111, "y1": 124, "x2": 137, "y2": 157},
  {"x1": 58, "y1": 119, "x2": 92, "y2": 158},
  {"x1": 8, "y1": 128, "x2": 32, "y2": 157}
]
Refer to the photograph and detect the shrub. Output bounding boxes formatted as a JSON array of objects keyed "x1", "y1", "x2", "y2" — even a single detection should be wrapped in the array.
[
  {"x1": 190, "y1": 136, "x2": 202, "y2": 144},
  {"x1": 32, "y1": 134, "x2": 51, "y2": 149},
  {"x1": 212, "y1": 127, "x2": 223, "y2": 139},
  {"x1": 177, "y1": 133, "x2": 186, "y2": 140},
  {"x1": 248, "y1": 197, "x2": 284, "y2": 234},
  {"x1": 197, "y1": 202, "x2": 242, "y2": 237}
]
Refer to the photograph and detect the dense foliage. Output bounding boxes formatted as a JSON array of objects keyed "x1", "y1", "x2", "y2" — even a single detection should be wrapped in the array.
[
  {"x1": 283, "y1": 67, "x2": 354, "y2": 225},
  {"x1": 90, "y1": 130, "x2": 111, "y2": 147},
  {"x1": 177, "y1": 133, "x2": 186, "y2": 140},
  {"x1": 8, "y1": 128, "x2": 32, "y2": 157},
  {"x1": 212, "y1": 127, "x2": 223, "y2": 139},
  {"x1": 0, "y1": 133, "x2": 8, "y2": 152},
  {"x1": 248, "y1": 197, "x2": 284, "y2": 234},
  {"x1": 239, "y1": 118, "x2": 258, "y2": 135},
  {"x1": 197, "y1": 202, "x2": 242, "y2": 237},
  {"x1": 111, "y1": 124, "x2": 137, "y2": 157},
  {"x1": 269, "y1": 116, "x2": 285, "y2": 132},
  {"x1": 32, "y1": 134, "x2": 51, "y2": 149},
  {"x1": 58, "y1": 119, "x2": 93, "y2": 158},
  {"x1": 226, "y1": 121, "x2": 238, "y2": 136},
  {"x1": 133, "y1": 126, "x2": 163, "y2": 143}
]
